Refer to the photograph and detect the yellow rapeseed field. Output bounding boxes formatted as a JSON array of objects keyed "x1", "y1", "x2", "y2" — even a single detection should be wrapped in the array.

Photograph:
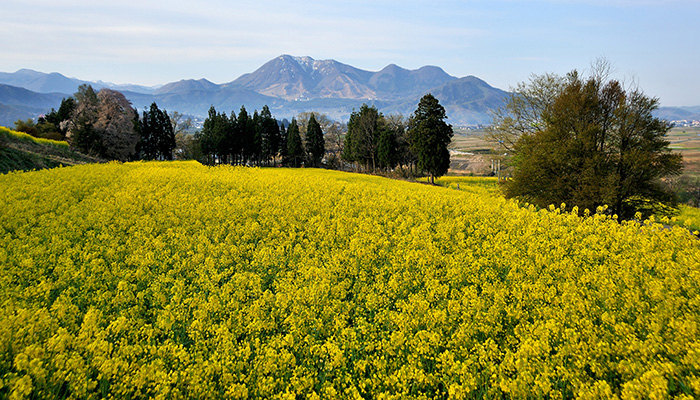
[
  {"x1": 0, "y1": 161, "x2": 698, "y2": 399},
  {"x1": 0, "y1": 126, "x2": 69, "y2": 148}
]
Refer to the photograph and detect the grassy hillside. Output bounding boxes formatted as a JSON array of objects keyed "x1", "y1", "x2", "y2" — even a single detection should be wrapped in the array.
[
  {"x1": 1, "y1": 162, "x2": 698, "y2": 399},
  {"x1": 0, "y1": 126, "x2": 101, "y2": 174}
]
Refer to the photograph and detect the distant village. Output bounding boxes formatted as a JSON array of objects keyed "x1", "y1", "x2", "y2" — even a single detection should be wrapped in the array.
[{"x1": 672, "y1": 120, "x2": 700, "y2": 128}]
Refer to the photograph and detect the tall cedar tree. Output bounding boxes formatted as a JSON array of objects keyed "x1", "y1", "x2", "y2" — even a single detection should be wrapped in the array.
[
  {"x1": 237, "y1": 106, "x2": 255, "y2": 164},
  {"x1": 198, "y1": 106, "x2": 227, "y2": 164},
  {"x1": 278, "y1": 123, "x2": 287, "y2": 163},
  {"x1": 286, "y1": 119, "x2": 304, "y2": 167},
  {"x1": 408, "y1": 94, "x2": 453, "y2": 184},
  {"x1": 260, "y1": 105, "x2": 280, "y2": 165},
  {"x1": 504, "y1": 71, "x2": 682, "y2": 218},
  {"x1": 139, "y1": 102, "x2": 175, "y2": 160},
  {"x1": 253, "y1": 111, "x2": 263, "y2": 165},
  {"x1": 305, "y1": 114, "x2": 325, "y2": 167},
  {"x1": 377, "y1": 127, "x2": 398, "y2": 170},
  {"x1": 342, "y1": 104, "x2": 382, "y2": 171}
]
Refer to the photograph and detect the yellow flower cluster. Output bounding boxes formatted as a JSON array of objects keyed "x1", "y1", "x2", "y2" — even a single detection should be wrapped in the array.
[
  {"x1": 0, "y1": 126, "x2": 69, "y2": 148},
  {"x1": 0, "y1": 161, "x2": 698, "y2": 399}
]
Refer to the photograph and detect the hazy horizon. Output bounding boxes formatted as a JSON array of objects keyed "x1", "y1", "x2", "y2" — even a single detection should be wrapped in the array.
[{"x1": 2, "y1": 0, "x2": 699, "y2": 106}]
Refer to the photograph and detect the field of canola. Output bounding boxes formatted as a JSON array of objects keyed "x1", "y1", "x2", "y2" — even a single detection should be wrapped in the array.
[{"x1": 0, "y1": 161, "x2": 699, "y2": 399}]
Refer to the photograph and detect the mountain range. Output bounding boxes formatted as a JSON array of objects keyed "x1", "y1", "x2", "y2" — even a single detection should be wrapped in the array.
[{"x1": 0, "y1": 55, "x2": 697, "y2": 128}]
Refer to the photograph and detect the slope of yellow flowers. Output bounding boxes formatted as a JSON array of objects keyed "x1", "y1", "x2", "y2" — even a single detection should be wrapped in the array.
[{"x1": 0, "y1": 161, "x2": 698, "y2": 399}]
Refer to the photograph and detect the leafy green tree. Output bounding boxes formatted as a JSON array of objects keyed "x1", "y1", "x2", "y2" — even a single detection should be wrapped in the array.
[
  {"x1": 286, "y1": 119, "x2": 304, "y2": 167},
  {"x1": 13, "y1": 119, "x2": 39, "y2": 137},
  {"x1": 408, "y1": 94, "x2": 453, "y2": 184},
  {"x1": 305, "y1": 114, "x2": 325, "y2": 168},
  {"x1": 503, "y1": 70, "x2": 683, "y2": 218}
]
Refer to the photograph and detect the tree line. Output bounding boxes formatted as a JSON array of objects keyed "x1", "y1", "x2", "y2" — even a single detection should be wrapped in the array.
[
  {"x1": 14, "y1": 85, "x2": 455, "y2": 181},
  {"x1": 195, "y1": 105, "x2": 325, "y2": 168},
  {"x1": 195, "y1": 93, "x2": 453, "y2": 182},
  {"x1": 14, "y1": 84, "x2": 178, "y2": 162},
  {"x1": 342, "y1": 95, "x2": 453, "y2": 183}
]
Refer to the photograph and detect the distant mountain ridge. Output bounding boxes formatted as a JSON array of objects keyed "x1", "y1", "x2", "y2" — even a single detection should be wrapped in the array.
[
  {"x1": 0, "y1": 69, "x2": 156, "y2": 95},
  {"x1": 229, "y1": 55, "x2": 459, "y2": 102},
  {"x1": 6, "y1": 56, "x2": 687, "y2": 127},
  {"x1": 0, "y1": 57, "x2": 510, "y2": 125}
]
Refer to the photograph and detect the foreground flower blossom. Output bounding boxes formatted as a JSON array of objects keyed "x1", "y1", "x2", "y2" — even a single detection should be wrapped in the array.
[{"x1": 0, "y1": 161, "x2": 698, "y2": 399}]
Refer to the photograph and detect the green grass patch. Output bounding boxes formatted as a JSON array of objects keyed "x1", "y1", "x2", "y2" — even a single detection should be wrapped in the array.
[
  {"x1": 674, "y1": 204, "x2": 700, "y2": 233},
  {"x1": 0, "y1": 125, "x2": 100, "y2": 174},
  {"x1": 419, "y1": 175, "x2": 502, "y2": 196}
]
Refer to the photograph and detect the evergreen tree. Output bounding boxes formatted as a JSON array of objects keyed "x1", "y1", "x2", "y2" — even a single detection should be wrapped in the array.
[
  {"x1": 408, "y1": 94, "x2": 453, "y2": 184},
  {"x1": 157, "y1": 108, "x2": 175, "y2": 160},
  {"x1": 305, "y1": 114, "x2": 325, "y2": 168},
  {"x1": 342, "y1": 104, "x2": 382, "y2": 171},
  {"x1": 279, "y1": 122, "x2": 287, "y2": 165},
  {"x1": 227, "y1": 110, "x2": 239, "y2": 164},
  {"x1": 237, "y1": 106, "x2": 254, "y2": 164},
  {"x1": 138, "y1": 102, "x2": 175, "y2": 160},
  {"x1": 199, "y1": 106, "x2": 230, "y2": 164},
  {"x1": 252, "y1": 110, "x2": 263, "y2": 165},
  {"x1": 377, "y1": 127, "x2": 398, "y2": 170},
  {"x1": 260, "y1": 105, "x2": 280, "y2": 165},
  {"x1": 286, "y1": 119, "x2": 304, "y2": 167}
]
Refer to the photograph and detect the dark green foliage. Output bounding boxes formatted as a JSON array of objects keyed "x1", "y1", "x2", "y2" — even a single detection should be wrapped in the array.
[
  {"x1": 138, "y1": 102, "x2": 175, "y2": 161},
  {"x1": 13, "y1": 119, "x2": 39, "y2": 137},
  {"x1": 286, "y1": 119, "x2": 304, "y2": 167},
  {"x1": 341, "y1": 105, "x2": 414, "y2": 173},
  {"x1": 305, "y1": 115, "x2": 325, "y2": 168},
  {"x1": 260, "y1": 105, "x2": 281, "y2": 165},
  {"x1": 237, "y1": 106, "x2": 255, "y2": 164},
  {"x1": 504, "y1": 71, "x2": 683, "y2": 219},
  {"x1": 377, "y1": 127, "x2": 398, "y2": 170},
  {"x1": 342, "y1": 104, "x2": 382, "y2": 170},
  {"x1": 198, "y1": 105, "x2": 287, "y2": 166},
  {"x1": 408, "y1": 94, "x2": 453, "y2": 183},
  {"x1": 278, "y1": 123, "x2": 287, "y2": 162},
  {"x1": 39, "y1": 97, "x2": 76, "y2": 139},
  {"x1": 198, "y1": 106, "x2": 228, "y2": 163},
  {"x1": 70, "y1": 85, "x2": 101, "y2": 156}
]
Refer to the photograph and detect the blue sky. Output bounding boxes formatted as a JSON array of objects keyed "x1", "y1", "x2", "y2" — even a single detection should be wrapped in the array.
[{"x1": 1, "y1": 0, "x2": 698, "y2": 105}]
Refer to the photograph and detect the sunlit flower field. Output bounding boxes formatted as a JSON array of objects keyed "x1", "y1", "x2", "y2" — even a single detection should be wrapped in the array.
[{"x1": 1, "y1": 161, "x2": 698, "y2": 399}]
